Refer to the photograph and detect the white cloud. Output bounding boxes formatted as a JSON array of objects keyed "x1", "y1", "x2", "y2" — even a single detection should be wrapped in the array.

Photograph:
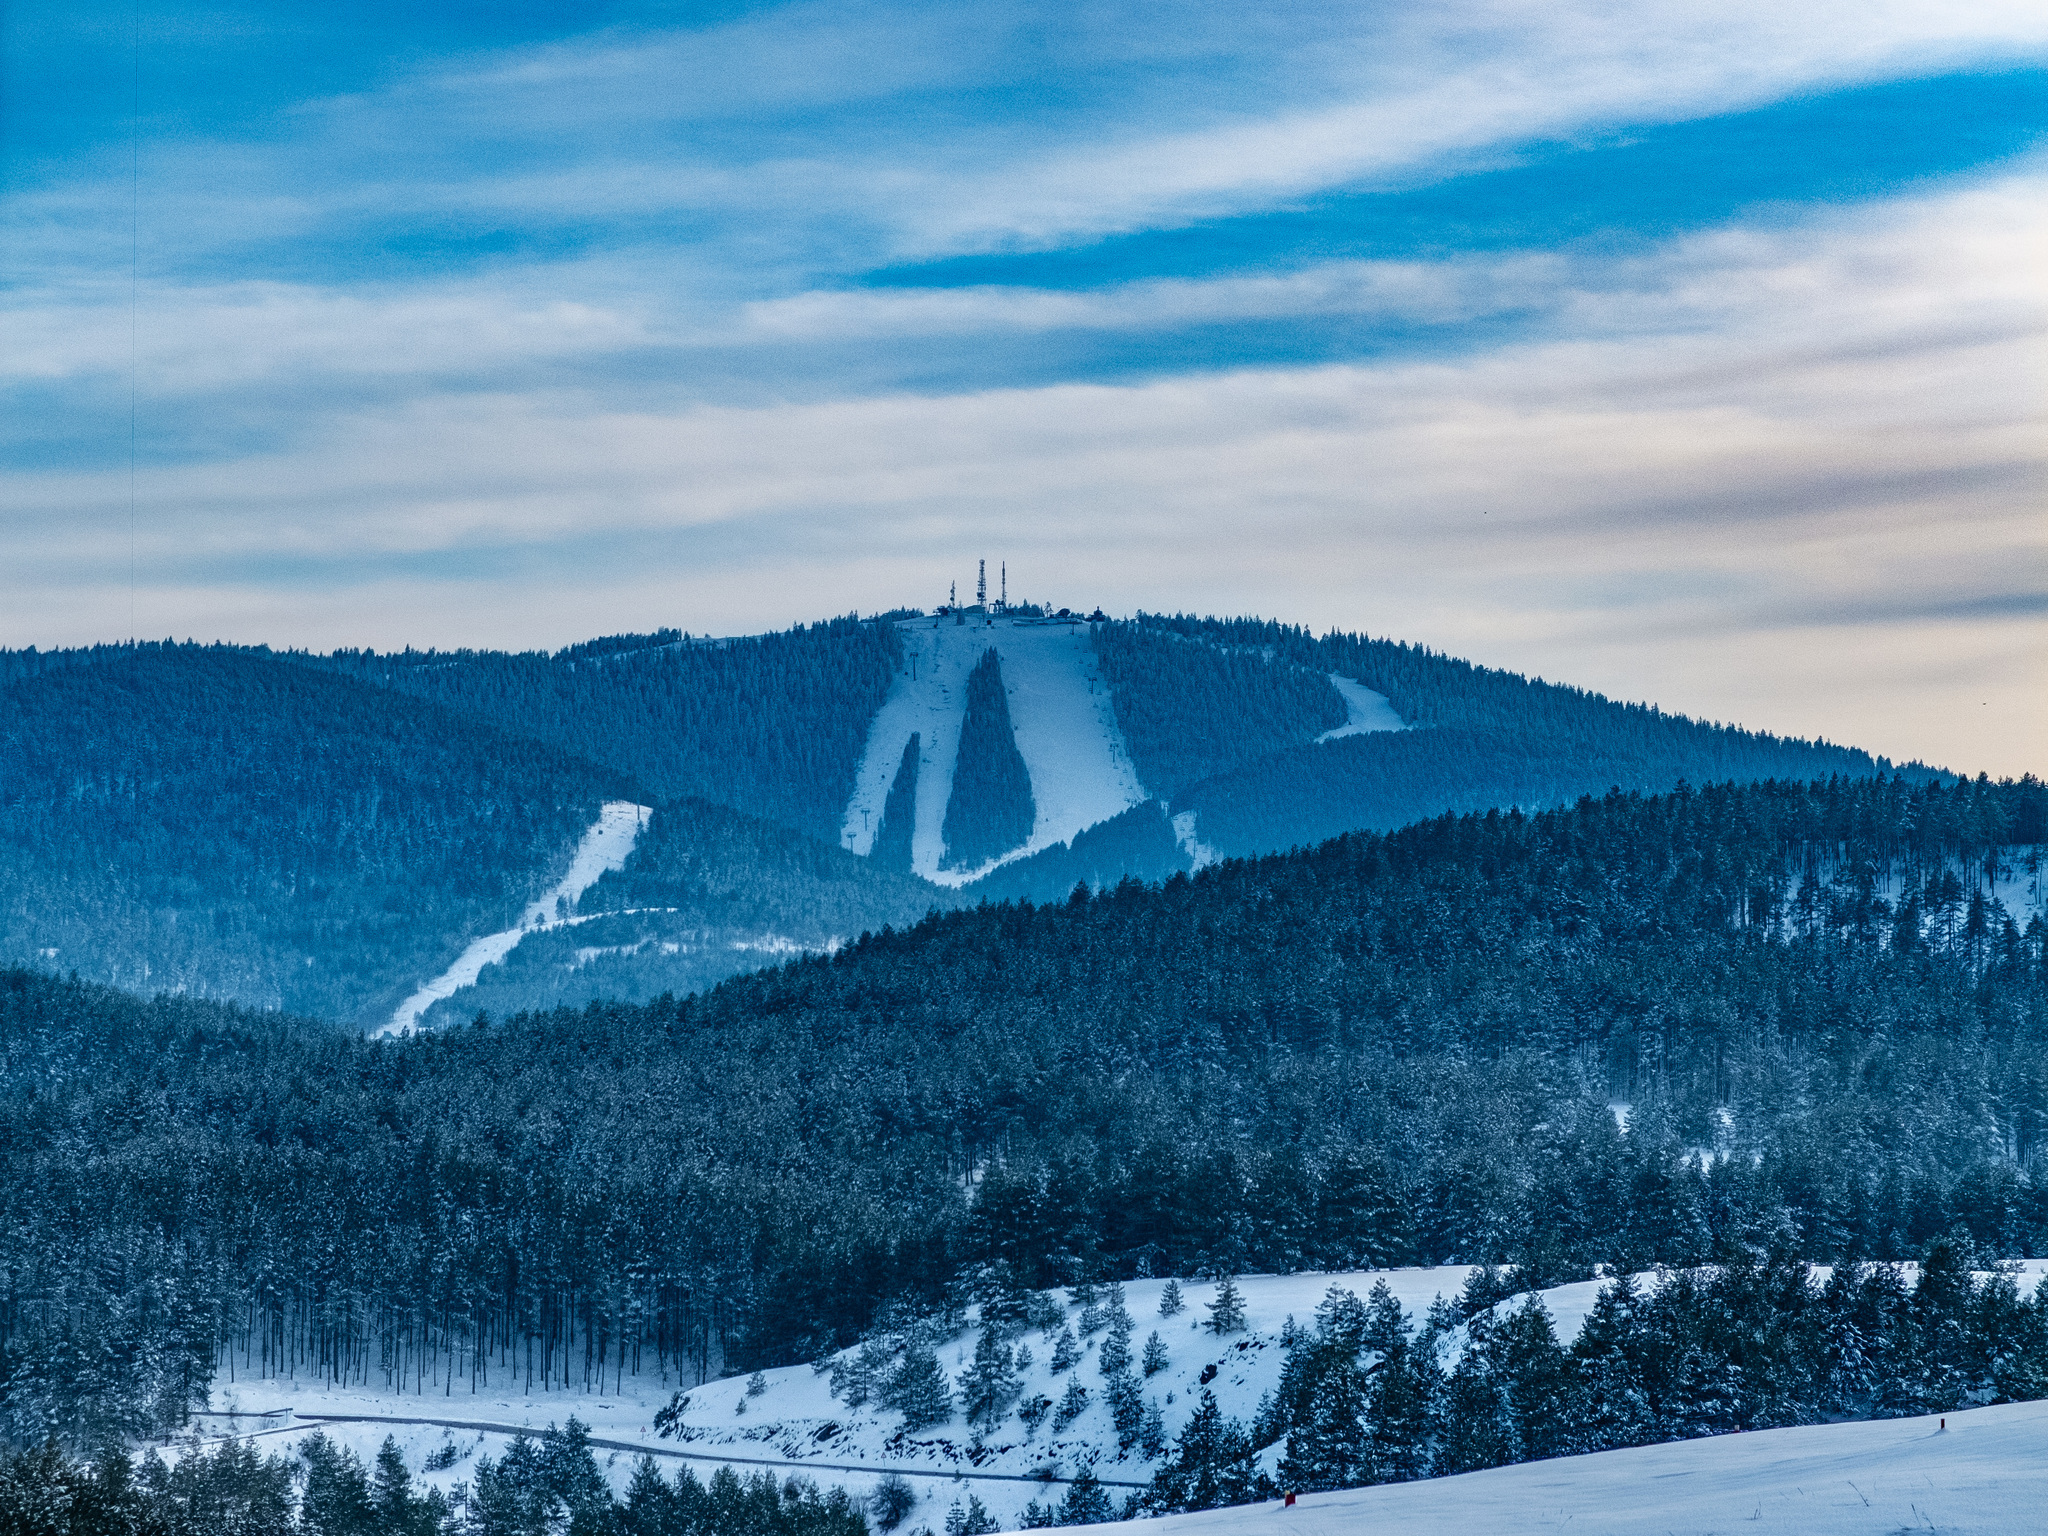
[
  {"x1": 4, "y1": 175, "x2": 2041, "y2": 772},
  {"x1": 889, "y1": 0, "x2": 2048, "y2": 250}
]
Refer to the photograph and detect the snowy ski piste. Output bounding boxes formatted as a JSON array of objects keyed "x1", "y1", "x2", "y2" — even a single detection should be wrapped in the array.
[
  {"x1": 381, "y1": 800, "x2": 649, "y2": 1035},
  {"x1": 1317, "y1": 675, "x2": 1405, "y2": 741},
  {"x1": 843, "y1": 616, "x2": 1144, "y2": 884}
]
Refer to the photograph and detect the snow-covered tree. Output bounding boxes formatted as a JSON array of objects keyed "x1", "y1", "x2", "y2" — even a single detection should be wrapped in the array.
[{"x1": 1207, "y1": 1276, "x2": 1247, "y2": 1335}]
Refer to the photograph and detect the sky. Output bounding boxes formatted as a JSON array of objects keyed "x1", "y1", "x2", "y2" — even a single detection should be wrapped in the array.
[{"x1": 3, "y1": 0, "x2": 2043, "y2": 774}]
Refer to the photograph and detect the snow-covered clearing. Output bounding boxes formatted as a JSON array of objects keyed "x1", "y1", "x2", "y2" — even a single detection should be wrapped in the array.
[
  {"x1": 186, "y1": 1272, "x2": 1478, "y2": 1520},
  {"x1": 381, "y1": 800, "x2": 650, "y2": 1035},
  {"x1": 1316, "y1": 676, "x2": 1406, "y2": 741},
  {"x1": 1092, "y1": 1399, "x2": 2048, "y2": 1535},
  {"x1": 842, "y1": 617, "x2": 1144, "y2": 885}
]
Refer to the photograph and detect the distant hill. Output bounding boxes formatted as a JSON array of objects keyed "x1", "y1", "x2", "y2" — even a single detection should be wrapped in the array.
[
  {"x1": 0, "y1": 610, "x2": 1959, "y2": 1023},
  {"x1": 0, "y1": 644, "x2": 627, "y2": 1024}
]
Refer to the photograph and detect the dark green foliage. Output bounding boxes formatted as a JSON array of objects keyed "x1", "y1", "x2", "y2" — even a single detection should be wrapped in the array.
[
  {"x1": 1149, "y1": 1390, "x2": 1270, "y2": 1512},
  {"x1": 1131, "y1": 612, "x2": 1939, "y2": 858},
  {"x1": 956, "y1": 1329, "x2": 1019, "y2": 1431},
  {"x1": 870, "y1": 736, "x2": 920, "y2": 874},
  {"x1": 882, "y1": 1345, "x2": 952, "y2": 1431},
  {"x1": 2, "y1": 776, "x2": 2046, "y2": 1444},
  {"x1": 623, "y1": 1460, "x2": 870, "y2": 1536},
  {"x1": 416, "y1": 795, "x2": 949, "y2": 1022},
  {"x1": 306, "y1": 616, "x2": 901, "y2": 843},
  {"x1": 1206, "y1": 1278, "x2": 1246, "y2": 1335},
  {"x1": 0, "y1": 1426, "x2": 871, "y2": 1536},
  {"x1": 943, "y1": 1492, "x2": 998, "y2": 1535},
  {"x1": 1092, "y1": 622, "x2": 1345, "y2": 800},
  {"x1": 0, "y1": 646, "x2": 622, "y2": 1025},
  {"x1": 866, "y1": 1472, "x2": 914, "y2": 1532},
  {"x1": 939, "y1": 651, "x2": 1035, "y2": 870},
  {"x1": 960, "y1": 800, "x2": 1188, "y2": 904},
  {"x1": 1052, "y1": 1464, "x2": 1114, "y2": 1525}
]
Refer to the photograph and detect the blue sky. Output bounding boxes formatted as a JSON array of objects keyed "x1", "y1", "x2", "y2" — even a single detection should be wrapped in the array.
[{"x1": 4, "y1": 0, "x2": 2044, "y2": 771}]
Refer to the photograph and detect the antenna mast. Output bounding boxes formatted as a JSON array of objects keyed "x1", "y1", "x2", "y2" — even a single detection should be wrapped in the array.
[
  {"x1": 1000, "y1": 562, "x2": 1007, "y2": 610},
  {"x1": 977, "y1": 560, "x2": 986, "y2": 608}
]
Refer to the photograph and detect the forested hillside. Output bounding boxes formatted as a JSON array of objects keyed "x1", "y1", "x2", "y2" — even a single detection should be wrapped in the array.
[
  {"x1": 941, "y1": 648, "x2": 1036, "y2": 870},
  {"x1": 4, "y1": 775, "x2": 2042, "y2": 1451},
  {"x1": 0, "y1": 646, "x2": 624, "y2": 1023},
  {"x1": 306, "y1": 616, "x2": 901, "y2": 843},
  {"x1": 415, "y1": 796, "x2": 953, "y2": 1024},
  {"x1": 1129, "y1": 613, "x2": 1934, "y2": 857},
  {"x1": 1092, "y1": 622, "x2": 1346, "y2": 800}
]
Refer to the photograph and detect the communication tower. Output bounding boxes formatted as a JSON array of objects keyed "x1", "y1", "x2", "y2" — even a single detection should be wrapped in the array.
[{"x1": 977, "y1": 560, "x2": 987, "y2": 608}]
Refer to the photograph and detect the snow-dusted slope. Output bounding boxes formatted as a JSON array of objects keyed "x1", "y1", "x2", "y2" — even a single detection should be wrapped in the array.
[
  {"x1": 382, "y1": 801, "x2": 649, "y2": 1034},
  {"x1": 1093, "y1": 1400, "x2": 2048, "y2": 1535},
  {"x1": 1317, "y1": 676, "x2": 1406, "y2": 741},
  {"x1": 843, "y1": 618, "x2": 1144, "y2": 885},
  {"x1": 185, "y1": 1263, "x2": 2048, "y2": 1530}
]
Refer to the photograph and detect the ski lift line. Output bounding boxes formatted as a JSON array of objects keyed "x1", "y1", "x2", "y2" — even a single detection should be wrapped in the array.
[{"x1": 288, "y1": 1413, "x2": 1149, "y2": 1487}]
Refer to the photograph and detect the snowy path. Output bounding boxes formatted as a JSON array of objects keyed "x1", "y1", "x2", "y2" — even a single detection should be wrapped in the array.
[
  {"x1": 842, "y1": 618, "x2": 1144, "y2": 886},
  {"x1": 1316, "y1": 675, "x2": 1406, "y2": 741},
  {"x1": 380, "y1": 801, "x2": 650, "y2": 1035},
  {"x1": 284, "y1": 1413, "x2": 1142, "y2": 1488}
]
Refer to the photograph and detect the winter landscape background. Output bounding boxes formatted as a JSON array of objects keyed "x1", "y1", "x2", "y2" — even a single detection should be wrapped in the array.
[{"x1": 5, "y1": 0, "x2": 2046, "y2": 1529}]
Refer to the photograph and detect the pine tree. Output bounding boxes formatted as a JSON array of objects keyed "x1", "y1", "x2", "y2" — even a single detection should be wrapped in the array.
[
  {"x1": 946, "y1": 1492, "x2": 1000, "y2": 1535},
  {"x1": 1139, "y1": 1397, "x2": 1168, "y2": 1459},
  {"x1": 1158, "y1": 1280, "x2": 1185, "y2": 1317},
  {"x1": 1099, "y1": 1309, "x2": 1135, "y2": 1375},
  {"x1": 1050, "y1": 1327, "x2": 1081, "y2": 1373},
  {"x1": 1056, "y1": 1464, "x2": 1115, "y2": 1525},
  {"x1": 1207, "y1": 1276, "x2": 1247, "y2": 1335},
  {"x1": 1106, "y1": 1367, "x2": 1145, "y2": 1450},
  {"x1": 886, "y1": 1344, "x2": 954, "y2": 1431},
  {"x1": 1278, "y1": 1361, "x2": 1369, "y2": 1492},
  {"x1": 1149, "y1": 1389, "x2": 1268, "y2": 1512},
  {"x1": 958, "y1": 1327, "x2": 1021, "y2": 1431},
  {"x1": 1054, "y1": 1378, "x2": 1089, "y2": 1430},
  {"x1": 1142, "y1": 1332, "x2": 1169, "y2": 1376}
]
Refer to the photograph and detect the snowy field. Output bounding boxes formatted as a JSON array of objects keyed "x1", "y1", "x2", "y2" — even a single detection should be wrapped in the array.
[
  {"x1": 841, "y1": 616, "x2": 1145, "y2": 884},
  {"x1": 1091, "y1": 1399, "x2": 2048, "y2": 1535},
  {"x1": 381, "y1": 800, "x2": 649, "y2": 1034}
]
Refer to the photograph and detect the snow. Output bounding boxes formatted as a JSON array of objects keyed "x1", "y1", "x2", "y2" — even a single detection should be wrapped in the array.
[
  {"x1": 380, "y1": 800, "x2": 650, "y2": 1035},
  {"x1": 1090, "y1": 1400, "x2": 2048, "y2": 1535},
  {"x1": 1316, "y1": 676, "x2": 1406, "y2": 742},
  {"x1": 183, "y1": 1263, "x2": 2048, "y2": 1528},
  {"x1": 842, "y1": 617, "x2": 1144, "y2": 886}
]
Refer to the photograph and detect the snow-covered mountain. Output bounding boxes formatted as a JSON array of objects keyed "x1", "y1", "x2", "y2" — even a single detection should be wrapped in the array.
[
  {"x1": 842, "y1": 616, "x2": 1145, "y2": 883},
  {"x1": 0, "y1": 612, "x2": 1971, "y2": 1028}
]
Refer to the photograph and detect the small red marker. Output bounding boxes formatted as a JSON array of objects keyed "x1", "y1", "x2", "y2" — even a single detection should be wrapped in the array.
[{"x1": 1284, "y1": 1490, "x2": 1296, "y2": 1507}]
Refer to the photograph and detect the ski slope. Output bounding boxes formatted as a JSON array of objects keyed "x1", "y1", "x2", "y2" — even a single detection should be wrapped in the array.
[
  {"x1": 842, "y1": 617, "x2": 1144, "y2": 885},
  {"x1": 1317, "y1": 675, "x2": 1406, "y2": 741},
  {"x1": 1093, "y1": 1400, "x2": 2048, "y2": 1535},
  {"x1": 381, "y1": 801, "x2": 650, "y2": 1034}
]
